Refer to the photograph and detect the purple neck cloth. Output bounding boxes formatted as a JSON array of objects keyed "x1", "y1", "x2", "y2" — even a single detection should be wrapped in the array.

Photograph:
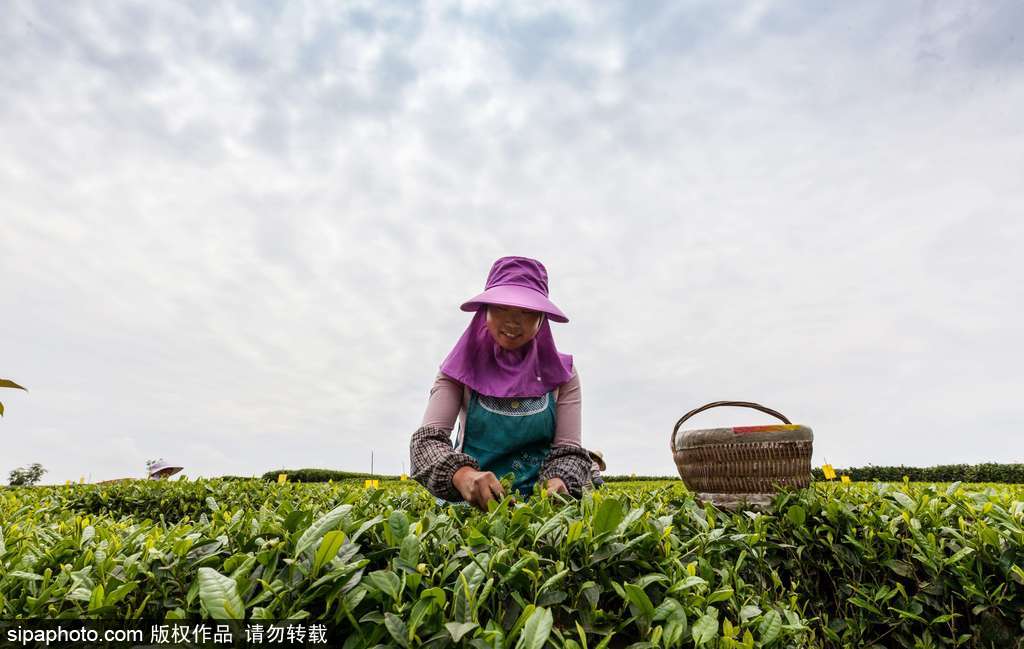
[{"x1": 440, "y1": 308, "x2": 573, "y2": 398}]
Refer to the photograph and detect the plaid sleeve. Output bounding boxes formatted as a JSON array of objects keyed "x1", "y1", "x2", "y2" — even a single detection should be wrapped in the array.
[
  {"x1": 538, "y1": 444, "x2": 593, "y2": 498},
  {"x1": 410, "y1": 425, "x2": 479, "y2": 502}
]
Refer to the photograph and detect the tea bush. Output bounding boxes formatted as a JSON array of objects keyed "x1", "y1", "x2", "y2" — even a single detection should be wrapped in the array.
[
  {"x1": 1, "y1": 479, "x2": 1021, "y2": 648},
  {"x1": 811, "y1": 463, "x2": 1024, "y2": 484},
  {"x1": 259, "y1": 469, "x2": 400, "y2": 483}
]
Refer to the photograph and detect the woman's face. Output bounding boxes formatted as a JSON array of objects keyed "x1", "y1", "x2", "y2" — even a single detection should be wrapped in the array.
[{"x1": 486, "y1": 304, "x2": 544, "y2": 351}]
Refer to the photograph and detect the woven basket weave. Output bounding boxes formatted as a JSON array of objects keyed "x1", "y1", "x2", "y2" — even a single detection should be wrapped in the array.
[{"x1": 672, "y1": 401, "x2": 813, "y2": 509}]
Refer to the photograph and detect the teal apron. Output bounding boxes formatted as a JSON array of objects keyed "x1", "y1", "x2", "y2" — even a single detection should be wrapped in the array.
[{"x1": 459, "y1": 388, "x2": 557, "y2": 497}]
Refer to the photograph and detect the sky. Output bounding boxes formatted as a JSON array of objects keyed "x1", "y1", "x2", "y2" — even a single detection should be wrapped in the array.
[{"x1": 2, "y1": 1, "x2": 1022, "y2": 484}]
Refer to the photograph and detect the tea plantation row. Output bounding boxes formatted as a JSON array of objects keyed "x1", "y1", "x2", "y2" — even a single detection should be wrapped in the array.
[{"x1": 0, "y1": 479, "x2": 1021, "y2": 648}]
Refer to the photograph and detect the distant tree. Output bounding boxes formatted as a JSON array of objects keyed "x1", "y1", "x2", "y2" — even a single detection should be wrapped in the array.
[
  {"x1": 0, "y1": 378, "x2": 27, "y2": 417},
  {"x1": 9, "y1": 462, "x2": 46, "y2": 486}
]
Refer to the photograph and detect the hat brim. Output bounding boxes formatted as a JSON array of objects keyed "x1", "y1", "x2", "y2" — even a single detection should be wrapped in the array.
[
  {"x1": 461, "y1": 285, "x2": 569, "y2": 323},
  {"x1": 150, "y1": 466, "x2": 183, "y2": 478},
  {"x1": 588, "y1": 451, "x2": 606, "y2": 471}
]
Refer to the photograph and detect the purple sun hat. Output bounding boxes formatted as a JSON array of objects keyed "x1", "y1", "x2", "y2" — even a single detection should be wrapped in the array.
[
  {"x1": 442, "y1": 255, "x2": 573, "y2": 397},
  {"x1": 459, "y1": 256, "x2": 569, "y2": 323}
]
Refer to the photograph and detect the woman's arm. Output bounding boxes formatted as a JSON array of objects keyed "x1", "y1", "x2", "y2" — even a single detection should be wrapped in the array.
[
  {"x1": 538, "y1": 366, "x2": 593, "y2": 497},
  {"x1": 410, "y1": 372, "x2": 480, "y2": 501}
]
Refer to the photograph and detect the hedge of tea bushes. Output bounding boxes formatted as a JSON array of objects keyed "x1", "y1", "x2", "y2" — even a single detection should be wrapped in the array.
[
  {"x1": 810, "y1": 463, "x2": 1024, "y2": 484},
  {"x1": 259, "y1": 469, "x2": 401, "y2": 483},
  {"x1": 252, "y1": 462, "x2": 1024, "y2": 485},
  {"x1": 1, "y1": 479, "x2": 1022, "y2": 648}
]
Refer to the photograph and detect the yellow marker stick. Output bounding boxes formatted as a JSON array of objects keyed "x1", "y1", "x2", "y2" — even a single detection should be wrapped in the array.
[
  {"x1": 841, "y1": 475, "x2": 851, "y2": 484},
  {"x1": 822, "y1": 464, "x2": 836, "y2": 480},
  {"x1": 278, "y1": 474, "x2": 288, "y2": 484},
  {"x1": 400, "y1": 474, "x2": 408, "y2": 481}
]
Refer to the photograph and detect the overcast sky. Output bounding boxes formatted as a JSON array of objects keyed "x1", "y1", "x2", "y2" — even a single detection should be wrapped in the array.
[{"x1": 2, "y1": 1, "x2": 1022, "y2": 484}]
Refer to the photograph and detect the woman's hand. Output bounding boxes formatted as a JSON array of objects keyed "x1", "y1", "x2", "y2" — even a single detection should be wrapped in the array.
[
  {"x1": 452, "y1": 466, "x2": 506, "y2": 511},
  {"x1": 546, "y1": 477, "x2": 569, "y2": 496}
]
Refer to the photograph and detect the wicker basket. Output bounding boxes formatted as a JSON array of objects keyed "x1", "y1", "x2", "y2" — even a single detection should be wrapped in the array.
[{"x1": 672, "y1": 401, "x2": 813, "y2": 509}]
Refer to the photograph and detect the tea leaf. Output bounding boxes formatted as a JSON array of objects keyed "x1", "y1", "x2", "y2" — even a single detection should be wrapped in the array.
[
  {"x1": 399, "y1": 534, "x2": 420, "y2": 567},
  {"x1": 623, "y1": 583, "x2": 655, "y2": 620},
  {"x1": 758, "y1": 610, "x2": 781, "y2": 644},
  {"x1": 388, "y1": 510, "x2": 410, "y2": 543},
  {"x1": 364, "y1": 570, "x2": 401, "y2": 602},
  {"x1": 670, "y1": 575, "x2": 707, "y2": 593},
  {"x1": 707, "y1": 587, "x2": 734, "y2": 604},
  {"x1": 420, "y1": 586, "x2": 446, "y2": 607},
  {"x1": 312, "y1": 530, "x2": 346, "y2": 575},
  {"x1": 197, "y1": 567, "x2": 244, "y2": 619},
  {"x1": 407, "y1": 598, "x2": 433, "y2": 639},
  {"x1": 691, "y1": 611, "x2": 718, "y2": 645},
  {"x1": 446, "y1": 621, "x2": 479, "y2": 643},
  {"x1": 295, "y1": 503, "x2": 352, "y2": 557},
  {"x1": 593, "y1": 498, "x2": 625, "y2": 537},
  {"x1": 539, "y1": 569, "x2": 569, "y2": 595},
  {"x1": 515, "y1": 606, "x2": 553, "y2": 649},
  {"x1": 104, "y1": 581, "x2": 138, "y2": 607},
  {"x1": 893, "y1": 491, "x2": 917, "y2": 510},
  {"x1": 385, "y1": 612, "x2": 411, "y2": 648},
  {"x1": 653, "y1": 597, "x2": 684, "y2": 622},
  {"x1": 88, "y1": 585, "x2": 105, "y2": 612},
  {"x1": 884, "y1": 559, "x2": 915, "y2": 578}
]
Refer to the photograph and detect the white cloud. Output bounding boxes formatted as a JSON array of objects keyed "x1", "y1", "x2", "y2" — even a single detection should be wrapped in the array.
[{"x1": 2, "y1": 0, "x2": 1022, "y2": 483}]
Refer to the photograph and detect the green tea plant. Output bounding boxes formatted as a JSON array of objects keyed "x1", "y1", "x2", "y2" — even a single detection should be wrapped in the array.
[
  {"x1": 0, "y1": 478, "x2": 1021, "y2": 648},
  {"x1": 260, "y1": 469, "x2": 403, "y2": 483},
  {"x1": 812, "y1": 464, "x2": 1024, "y2": 484}
]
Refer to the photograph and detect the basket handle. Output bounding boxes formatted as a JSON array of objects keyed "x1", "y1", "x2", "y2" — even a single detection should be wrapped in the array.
[{"x1": 672, "y1": 401, "x2": 791, "y2": 449}]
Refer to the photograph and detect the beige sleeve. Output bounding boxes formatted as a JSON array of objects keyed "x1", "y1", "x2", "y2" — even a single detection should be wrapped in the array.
[
  {"x1": 552, "y1": 365, "x2": 582, "y2": 447},
  {"x1": 420, "y1": 371, "x2": 464, "y2": 430}
]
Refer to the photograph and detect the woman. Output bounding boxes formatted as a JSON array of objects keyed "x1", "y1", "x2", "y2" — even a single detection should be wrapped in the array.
[{"x1": 410, "y1": 256, "x2": 592, "y2": 511}]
